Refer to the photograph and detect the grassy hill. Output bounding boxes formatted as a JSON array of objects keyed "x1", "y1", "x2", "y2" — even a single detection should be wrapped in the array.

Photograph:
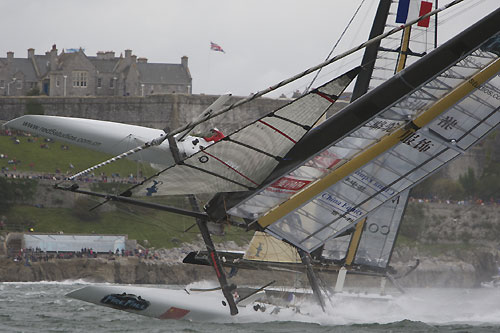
[
  {"x1": 0, "y1": 134, "x2": 252, "y2": 248},
  {"x1": 3, "y1": 201, "x2": 251, "y2": 249},
  {"x1": 0, "y1": 134, "x2": 155, "y2": 177}
]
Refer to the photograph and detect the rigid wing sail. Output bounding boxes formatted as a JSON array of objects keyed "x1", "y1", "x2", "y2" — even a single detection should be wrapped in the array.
[
  {"x1": 198, "y1": 8, "x2": 500, "y2": 254},
  {"x1": 251, "y1": 30, "x2": 500, "y2": 252}
]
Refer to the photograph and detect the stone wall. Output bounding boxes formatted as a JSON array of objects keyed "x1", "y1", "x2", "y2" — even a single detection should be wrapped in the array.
[{"x1": 0, "y1": 94, "x2": 290, "y2": 133}]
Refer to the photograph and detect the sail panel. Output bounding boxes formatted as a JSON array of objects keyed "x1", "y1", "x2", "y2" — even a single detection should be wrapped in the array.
[
  {"x1": 130, "y1": 69, "x2": 359, "y2": 196},
  {"x1": 353, "y1": 189, "x2": 410, "y2": 268},
  {"x1": 243, "y1": 231, "x2": 301, "y2": 263},
  {"x1": 264, "y1": 48, "x2": 500, "y2": 252}
]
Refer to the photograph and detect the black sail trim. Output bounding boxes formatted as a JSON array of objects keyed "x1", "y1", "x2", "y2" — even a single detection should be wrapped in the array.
[
  {"x1": 225, "y1": 137, "x2": 284, "y2": 161},
  {"x1": 270, "y1": 114, "x2": 312, "y2": 131}
]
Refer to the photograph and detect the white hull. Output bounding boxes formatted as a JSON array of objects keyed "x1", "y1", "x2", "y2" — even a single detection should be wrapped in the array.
[
  {"x1": 5, "y1": 115, "x2": 214, "y2": 167},
  {"x1": 66, "y1": 284, "x2": 289, "y2": 322}
]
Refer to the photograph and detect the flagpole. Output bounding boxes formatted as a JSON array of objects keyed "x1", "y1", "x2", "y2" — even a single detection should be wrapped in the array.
[{"x1": 207, "y1": 42, "x2": 211, "y2": 95}]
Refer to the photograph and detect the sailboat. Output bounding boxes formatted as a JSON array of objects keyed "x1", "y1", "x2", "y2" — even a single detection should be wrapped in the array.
[{"x1": 6, "y1": 0, "x2": 500, "y2": 321}]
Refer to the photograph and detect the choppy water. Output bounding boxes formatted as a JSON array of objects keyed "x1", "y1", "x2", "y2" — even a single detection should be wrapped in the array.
[{"x1": 1, "y1": 281, "x2": 500, "y2": 332}]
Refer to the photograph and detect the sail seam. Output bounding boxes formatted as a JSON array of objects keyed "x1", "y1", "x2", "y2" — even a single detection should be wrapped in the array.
[
  {"x1": 202, "y1": 150, "x2": 259, "y2": 186},
  {"x1": 183, "y1": 163, "x2": 253, "y2": 190}
]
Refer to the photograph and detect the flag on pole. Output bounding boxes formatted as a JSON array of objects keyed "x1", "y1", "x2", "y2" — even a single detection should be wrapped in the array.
[
  {"x1": 396, "y1": 0, "x2": 433, "y2": 28},
  {"x1": 210, "y1": 42, "x2": 225, "y2": 53}
]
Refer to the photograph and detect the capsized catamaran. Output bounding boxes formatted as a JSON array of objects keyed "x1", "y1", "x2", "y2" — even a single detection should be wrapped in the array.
[
  {"x1": 6, "y1": 1, "x2": 500, "y2": 321},
  {"x1": 69, "y1": 7, "x2": 500, "y2": 319}
]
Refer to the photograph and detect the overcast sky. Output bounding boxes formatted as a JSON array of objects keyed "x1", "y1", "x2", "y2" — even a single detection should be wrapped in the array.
[{"x1": 1, "y1": 0, "x2": 498, "y2": 97}]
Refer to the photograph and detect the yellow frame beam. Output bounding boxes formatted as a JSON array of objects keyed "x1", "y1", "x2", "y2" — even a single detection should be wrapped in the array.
[{"x1": 258, "y1": 57, "x2": 500, "y2": 229}]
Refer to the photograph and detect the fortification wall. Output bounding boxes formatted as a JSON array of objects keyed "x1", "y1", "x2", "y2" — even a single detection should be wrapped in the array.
[{"x1": 0, "y1": 94, "x2": 290, "y2": 133}]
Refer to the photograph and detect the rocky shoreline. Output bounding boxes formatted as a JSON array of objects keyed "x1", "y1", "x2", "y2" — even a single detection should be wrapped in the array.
[{"x1": 1, "y1": 246, "x2": 496, "y2": 290}]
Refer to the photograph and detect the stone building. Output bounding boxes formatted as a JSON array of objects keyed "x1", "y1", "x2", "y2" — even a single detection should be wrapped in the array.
[{"x1": 0, "y1": 45, "x2": 192, "y2": 97}]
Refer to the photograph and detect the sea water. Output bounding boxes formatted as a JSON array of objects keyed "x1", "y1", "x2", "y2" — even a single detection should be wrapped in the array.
[{"x1": 1, "y1": 281, "x2": 500, "y2": 332}]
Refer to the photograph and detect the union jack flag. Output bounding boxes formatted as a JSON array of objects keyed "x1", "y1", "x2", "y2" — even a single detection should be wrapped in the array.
[{"x1": 210, "y1": 42, "x2": 225, "y2": 53}]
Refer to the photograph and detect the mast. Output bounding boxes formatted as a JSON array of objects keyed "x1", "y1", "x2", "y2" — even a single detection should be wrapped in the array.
[
  {"x1": 350, "y1": 0, "x2": 391, "y2": 102},
  {"x1": 298, "y1": 248, "x2": 326, "y2": 311}
]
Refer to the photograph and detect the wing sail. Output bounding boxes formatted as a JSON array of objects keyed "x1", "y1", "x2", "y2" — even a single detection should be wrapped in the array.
[
  {"x1": 261, "y1": 43, "x2": 500, "y2": 252},
  {"x1": 130, "y1": 67, "x2": 360, "y2": 196}
]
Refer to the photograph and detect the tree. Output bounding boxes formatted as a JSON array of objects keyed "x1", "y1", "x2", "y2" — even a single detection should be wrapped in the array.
[
  {"x1": 459, "y1": 168, "x2": 477, "y2": 197},
  {"x1": 0, "y1": 178, "x2": 11, "y2": 214}
]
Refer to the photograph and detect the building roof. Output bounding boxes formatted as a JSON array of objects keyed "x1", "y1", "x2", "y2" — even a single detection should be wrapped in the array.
[
  {"x1": 0, "y1": 58, "x2": 39, "y2": 81},
  {"x1": 88, "y1": 57, "x2": 120, "y2": 73},
  {"x1": 137, "y1": 63, "x2": 190, "y2": 85},
  {"x1": 33, "y1": 55, "x2": 50, "y2": 77}
]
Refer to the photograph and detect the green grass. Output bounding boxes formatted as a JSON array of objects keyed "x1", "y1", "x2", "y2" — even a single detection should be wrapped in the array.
[
  {"x1": 5, "y1": 203, "x2": 252, "y2": 249},
  {"x1": 0, "y1": 135, "x2": 253, "y2": 248},
  {"x1": 395, "y1": 234, "x2": 475, "y2": 256},
  {"x1": 0, "y1": 135, "x2": 155, "y2": 177}
]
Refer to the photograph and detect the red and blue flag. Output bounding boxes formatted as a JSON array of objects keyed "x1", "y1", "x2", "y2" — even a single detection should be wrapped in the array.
[
  {"x1": 210, "y1": 42, "x2": 225, "y2": 53},
  {"x1": 396, "y1": 0, "x2": 433, "y2": 28}
]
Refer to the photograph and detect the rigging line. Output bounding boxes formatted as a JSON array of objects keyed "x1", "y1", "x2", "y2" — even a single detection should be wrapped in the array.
[
  {"x1": 271, "y1": 114, "x2": 312, "y2": 131},
  {"x1": 303, "y1": 0, "x2": 367, "y2": 94},
  {"x1": 63, "y1": 1, "x2": 465, "y2": 181}
]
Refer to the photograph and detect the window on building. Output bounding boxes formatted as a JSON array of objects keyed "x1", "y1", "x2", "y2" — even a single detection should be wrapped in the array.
[
  {"x1": 16, "y1": 80, "x2": 22, "y2": 89},
  {"x1": 56, "y1": 78, "x2": 60, "y2": 87},
  {"x1": 72, "y1": 71, "x2": 88, "y2": 87},
  {"x1": 109, "y1": 78, "x2": 115, "y2": 88},
  {"x1": 30, "y1": 82, "x2": 37, "y2": 88},
  {"x1": 0, "y1": 80, "x2": 4, "y2": 89},
  {"x1": 97, "y1": 78, "x2": 102, "y2": 88}
]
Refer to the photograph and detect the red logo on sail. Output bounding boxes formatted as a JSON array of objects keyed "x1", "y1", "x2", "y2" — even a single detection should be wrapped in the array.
[{"x1": 271, "y1": 177, "x2": 311, "y2": 191}]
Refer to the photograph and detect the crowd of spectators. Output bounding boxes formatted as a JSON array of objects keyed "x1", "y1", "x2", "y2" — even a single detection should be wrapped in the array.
[
  {"x1": 409, "y1": 196, "x2": 500, "y2": 206},
  {"x1": 10, "y1": 246, "x2": 161, "y2": 265}
]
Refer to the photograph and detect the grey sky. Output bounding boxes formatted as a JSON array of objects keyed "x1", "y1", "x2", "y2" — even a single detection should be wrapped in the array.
[{"x1": 1, "y1": 0, "x2": 498, "y2": 97}]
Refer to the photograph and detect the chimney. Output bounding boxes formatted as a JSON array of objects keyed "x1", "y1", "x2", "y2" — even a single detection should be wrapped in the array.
[
  {"x1": 105, "y1": 51, "x2": 115, "y2": 59},
  {"x1": 7, "y1": 51, "x2": 14, "y2": 63},
  {"x1": 125, "y1": 49, "x2": 132, "y2": 58},
  {"x1": 137, "y1": 57, "x2": 148, "y2": 64},
  {"x1": 96, "y1": 51, "x2": 105, "y2": 59},
  {"x1": 50, "y1": 44, "x2": 58, "y2": 70},
  {"x1": 28, "y1": 48, "x2": 35, "y2": 59},
  {"x1": 181, "y1": 56, "x2": 188, "y2": 68},
  {"x1": 131, "y1": 55, "x2": 137, "y2": 64}
]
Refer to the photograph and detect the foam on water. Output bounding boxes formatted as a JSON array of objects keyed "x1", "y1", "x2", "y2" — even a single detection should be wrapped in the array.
[
  {"x1": 0, "y1": 279, "x2": 96, "y2": 285},
  {"x1": 277, "y1": 288, "x2": 500, "y2": 327},
  {"x1": 1, "y1": 283, "x2": 499, "y2": 332}
]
